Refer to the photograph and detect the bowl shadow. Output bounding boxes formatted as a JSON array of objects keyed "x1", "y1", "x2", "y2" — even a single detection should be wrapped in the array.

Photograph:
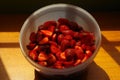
[{"x1": 34, "y1": 61, "x2": 110, "y2": 80}]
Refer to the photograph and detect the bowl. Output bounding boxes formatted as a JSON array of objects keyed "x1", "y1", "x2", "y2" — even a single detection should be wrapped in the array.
[{"x1": 19, "y1": 3, "x2": 101, "y2": 76}]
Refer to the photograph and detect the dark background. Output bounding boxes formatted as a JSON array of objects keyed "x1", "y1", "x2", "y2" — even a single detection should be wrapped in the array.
[{"x1": 0, "y1": 0, "x2": 120, "y2": 13}]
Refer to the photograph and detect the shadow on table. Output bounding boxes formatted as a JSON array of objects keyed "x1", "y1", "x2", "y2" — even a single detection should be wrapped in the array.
[
  {"x1": 0, "y1": 58, "x2": 10, "y2": 80},
  {"x1": 34, "y1": 62, "x2": 110, "y2": 80}
]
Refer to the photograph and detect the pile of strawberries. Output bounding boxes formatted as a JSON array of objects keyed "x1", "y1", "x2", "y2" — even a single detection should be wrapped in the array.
[{"x1": 26, "y1": 18, "x2": 96, "y2": 69}]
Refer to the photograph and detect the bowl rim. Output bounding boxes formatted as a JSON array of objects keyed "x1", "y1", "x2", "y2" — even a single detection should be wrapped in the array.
[{"x1": 19, "y1": 3, "x2": 101, "y2": 75}]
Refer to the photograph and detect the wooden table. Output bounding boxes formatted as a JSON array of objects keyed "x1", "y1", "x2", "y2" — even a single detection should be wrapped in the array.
[{"x1": 0, "y1": 12, "x2": 120, "y2": 80}]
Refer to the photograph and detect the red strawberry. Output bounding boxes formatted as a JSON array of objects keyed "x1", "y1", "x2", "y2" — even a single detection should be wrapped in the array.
[
  {"x1": 52, "y1": 33, "x2": 57, "y2": 41},
  {"x1": 64, "y1": 35, "x2": 72, "y2": 40},
  {"x1": 59, "y1": 25, "x2": 69, "y2": 32},
  {"x1": 65, "y1": 49, "x2": 76, "y2": 61},
  {"x1": 43, "y1": 21, "x2": 57, "y2": 28},
  {"x1": 36, "y1": 32, "x2": 43, "y2": 42},
  {"x1": 41, "y1": 30, "x2": 53, "y2": 37},
  {"x1": 38, "y1": 51, "x2": 48, "y2": 61},
  {"x1": 48, "y1": 25, "x2": 55, "y2": 32},
  {"x1": 50, "y1": 44, "x2": 60, "y2": 54},
  {"x1": 38, "y1": 61, "x2": 47, "y2": 66},
  {"x1": 69, "y1": 21, "x2": 83, "y2": 31},
  {"x1": 26, "y1": 43, "x2": 36, "y2": 50},
  {"x1": 60, "y1": 52, "x2": 66, "y2": 60},
  {"x1": 85, "y1": 50, "x2": 92, "y2": 57},
  {"x1": 29, "y1": 50, "x2": 38, "y2": 61},
  {"x1": 75, "y1": 46, "x2": 85, "y2": 60},
  {"x1": 47, "y1": 53, "x2": 56, "y2": 66},
  {"x1": 39, "y1": 37, "x2": 49, "y2": 44},
  {"x1": 74, "y1": 59, "x2": 82, "y2": 66},
  {"x1": 29, "y1": 32, "x2": 36, "y2": 42},
  {"x1": 60, "y1": 39, "x2": 70, "y2": 51},
  {"x1": 53, "y1": 61, "x2": 64, "y2": 69},
  {"x1": 57, "y1": 34, "x2": 64, "y2": 43},
  {"x1": 63, "y1": 61, "x2": 74, "y2": 68},
  {"x1": 58, "y1": 18, "x2": 70, "y2": 25},
  {"x1": 61, "y1": 30, "x2": 74, "y2": 36},
  {"x1": 70, "y1": 39, "x2": 76, "y2": 48},
  {"x1": 81, "y1": 54, "x2": 89, "y2": 63}
]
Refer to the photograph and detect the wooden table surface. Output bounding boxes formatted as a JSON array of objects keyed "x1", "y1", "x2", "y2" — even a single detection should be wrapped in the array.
[{"x1": 0, "y1": 12, "x2": 120, "y2": 80}]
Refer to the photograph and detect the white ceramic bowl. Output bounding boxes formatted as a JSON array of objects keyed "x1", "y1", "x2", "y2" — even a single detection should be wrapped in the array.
[{"x1": 19, "y1": 3, "x2": 101, "y2": 76}]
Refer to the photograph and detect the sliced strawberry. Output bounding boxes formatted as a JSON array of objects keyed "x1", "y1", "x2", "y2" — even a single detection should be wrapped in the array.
[
  {"x1": 73, "y1": 32, "x2": 80, "y2": 39},
  {"x1": 81, "y1": 54, "x2": 89, "y2": 63},
  {"x1": 38, "y1": 51, "x2": 48, "y2": 61},
  {"x1": 39, "y1": 37, "x2": 49, "y2": 44},
  {"x1": 50, "y1": 44, "x2": 60, "y2": 54},
  {"x1": 70, "y1": 39, "x2": 76, "y2": 48},
  {"x1": 49, "y1": 41, "x2": 58, "y2": 46},
  {"x1": 75, "y1": 49, "x2": 85, "y2": 60},
  {"x1": 60, "y1": 39, "x2": 70, "y2": 51},
  {"x1": 85, "y1": 50, "x2": 92, "y2": 57},
  {"x1": 29, "y1": 50, "x2": 38, "y2": 61},
  {"x1": 64, "y1": 35, "x2": 72, "y2": 40},
  {"x1": 43, "y1": 21, "x2": 57, "y2": 28},
  {"x1": 41, "y1": 30, "x2": 53, "y2": 37},
  {"x1": 63, "y1": 60, "x2": 74, "y2": 68},
  {"x1": 52, "y1": 33, "x2": 57, "y2": 41},
  {"x1": 58, "y1": 18, "x2": 70, "y2": 25},
  {"x1": 75, "y1": 41, "x2": 82, "y2": 46},
  {"x1": 59, "y1": 25, "x2": 69, "y2": 32},
  {"x1": 65, "y1": 49, "x2": 76, "y2": 61},
  {"x1": 69, "y1": 21, "x2": 83, "y2": 31},
  {"x1": 75, "y1": 46, "x2": 85, "y2": 60},
  {"x1": 61, "y1": 30, "x2": 74, "y2": 36},
  {"x1": 36, "y1": 32, "x2": 43, "y2": 42},
  {"x1": 48, "y1": 25, "x2": 55, "y2": 32},
  {"x1": 26, "y1": 43, "x2": 36, "y2": 50},
  {"x1": 38, "y1": 61, "x2": 47, "y2": 66},
  {"x1": 60, "y1": 52, "x2": 66, "y2": 60},
  {"x1": 47, "y1": 53, "x2": 56, "y2": 66},
  {"x1": 29, "y1": 32, "x2": 36, "y2": 42},
  {"x1": 53, "y1": 61, "x2": 64, "y2": 69},
  {"x1": 57, "y1": 34, "x2": 64, "y2": 43},
  {"x1": 74, "y1": 59, "x2": 82, "y2": 66}
]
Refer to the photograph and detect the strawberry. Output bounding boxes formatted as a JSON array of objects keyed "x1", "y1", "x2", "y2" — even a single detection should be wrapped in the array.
[
  {"x1": 47, "y1": 53, "x2": 56, "y2": 66},
  {"x1": 50, "y1": 44, "x2": 60, "y2": 54},
  {"x1": 58, "y1": 18, "x2": 70, "y2": 25},
  {"x1": 29, "y1": 32, "x2": 36, "y2": 42},
  {"x1": 63, "y1": 61, "x2": 74, "y2": 68},
  {"x1": 64, "y1": 35, "x2": 72, "y2": 40},
  {"x1": 61, "y1": 30, "x2": 74, "y2": 36},
  {"x1": 41, "y1": 30, "x2": 53, "y2": 37},
  {"x1": 74, "y1": 59, "x2": 82, "y2": 66},
  {"x1": 81, "y1": 54, "x2": 89, "y2": 63},
  {"x1": 59, "y1": 25, "x2": 69, "y2": 32},
  {"x1": 52, "y1": 33, "x2": 57, "y2": 41},
  {"x1": 60, "y1": 39, "x2": 70, "y2": 51},
  {"x1": 38, "y1": 51, "x2": 48, "y2": 61},
  {"x1": 48, "y1": 25, "x2": 55, "y2": 32},
  {"x1": 38, "y1": 61, "x2": 47, "y2": 66},
  {"x1": 39, "y1": 37, "x2": 49, "y2": 44},
  {"x1": 57, "y1": 34, "x2": 64, "y2": 43},
  {"x1": 26, "y1": 43, "x2": 36, "y2": 50},
  {"x1": 70, "y1": 39, "x2": 76, "y2": 48},
  {"x1": 65, "y1": 49, "x2": 76, "y2": 61},
  {"x1": 29, "y1": 50, "x2": 38, "y2": 61},
  {"x1": 60, "y1": 52, "x2": 66, "y2": 60},
  {"x1": 85, "y1": 50, "x2": 92, "y2": 57},
  {"x1": 53, "y1": 61, "x2": 64, "y2": 69},
  {"x1": 43, "y1": 21, "x2": 57, "y2": 28}
]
